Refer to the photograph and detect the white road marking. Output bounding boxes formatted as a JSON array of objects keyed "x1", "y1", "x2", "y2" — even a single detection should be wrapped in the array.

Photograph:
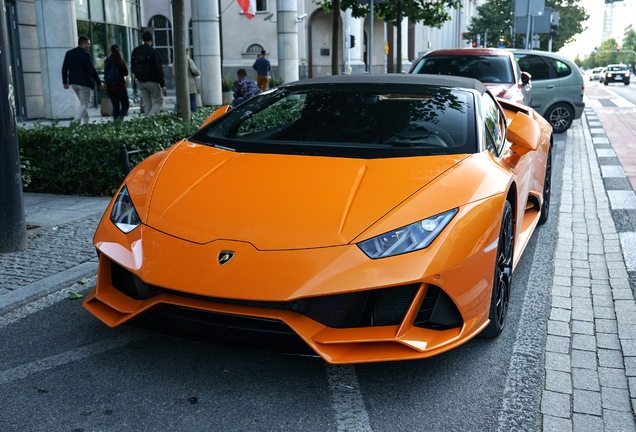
[
  {"x1": 0, "y1": 332, "x2": 146, "y2": 385},
  {"x1": 608, "y1": 191, "x2": 636, "y2": 209},
  {"x1": 0, "y1": 276, "x2": 96, "y2": 330},
  {"x1": 583, "y1": 98, "x2": 602, "y2": 108},
  {"x1": 620, "y1": 233, "x2": 636, "y2": 272},
  {"x1": 325, "y1": 364, "x2": 373, "y2": 432},
  {"x1": 611, "y1": 98, "x2": 636, "y2": 108}
]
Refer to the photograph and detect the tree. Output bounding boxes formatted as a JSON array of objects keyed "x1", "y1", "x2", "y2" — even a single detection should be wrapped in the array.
[
  {"x1": 317, "y1": 0, "x2": 461, "y2": 73},
  {"x1": 621, "y1": 29, "x2": 636, "y2": 67},
  {"x1": 466, "y1": 0, "x2": 512, "y2": 48},
  {"x1": 467, "y1": 0, "x2": 588, "y2": 52}
]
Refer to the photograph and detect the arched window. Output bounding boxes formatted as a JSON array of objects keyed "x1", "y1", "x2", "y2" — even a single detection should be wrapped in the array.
[
  {"x1": 246, "y1": 44, "x2": 264, "y2": 55},
  {"x1": 148, "y1": 15, "x2": 173, "y2": 65}
]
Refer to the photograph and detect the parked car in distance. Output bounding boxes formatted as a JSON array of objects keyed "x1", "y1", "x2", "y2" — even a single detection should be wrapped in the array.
[
  {"x1": 600, "y1": 64, "x2": 630, "y2": 86},
  {"x1": 408, "y1": 48, "x2": 532, "y2": 107},
  {"x1": 589, "y1": 67, "x2": 603, "y2": 81},
  {"x1": 510, "y1": 49, "x2": 584, "y2": 133}
]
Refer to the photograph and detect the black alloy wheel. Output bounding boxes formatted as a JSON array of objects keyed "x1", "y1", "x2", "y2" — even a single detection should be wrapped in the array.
[
  {"x1": 538, "y1": 145, "x2": 552, "y2": 225},
  {"x1": 481, "y1": 200, "x2": 514, "y2": 338},
  {"x1": 547, "y1": 103, "x2": 574, "y2": 133}
]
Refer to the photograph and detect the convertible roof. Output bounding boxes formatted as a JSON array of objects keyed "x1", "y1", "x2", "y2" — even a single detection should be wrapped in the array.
[{"x1": 282, "y1": 74, "x2": 487, "y2": 95}]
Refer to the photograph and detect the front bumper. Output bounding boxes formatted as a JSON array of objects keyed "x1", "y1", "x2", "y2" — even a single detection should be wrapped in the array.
[{"x1": 85, "y1": 199, "x2": 501, "y2": 363}]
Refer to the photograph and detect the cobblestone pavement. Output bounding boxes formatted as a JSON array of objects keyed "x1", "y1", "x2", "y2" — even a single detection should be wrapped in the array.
[
  {"x1": 542, "y1": 107, "x2": 636, "y2": 430},
  {"x1": 0, "y1": 214, "x2": 100, "y2": 294}
]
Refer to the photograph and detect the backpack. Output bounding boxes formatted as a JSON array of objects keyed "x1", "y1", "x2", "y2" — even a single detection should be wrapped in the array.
[
  {"x1": 131, "y1": 45, "x2": 152, "y2": 81},
  {"x1": 104, "y1": 59, "x2": 120, "y2": 86}
]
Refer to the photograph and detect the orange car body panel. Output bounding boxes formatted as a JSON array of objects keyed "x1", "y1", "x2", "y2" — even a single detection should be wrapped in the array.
[{"x1": 85, "y1": 97, "x2": 552, "y2": 363}]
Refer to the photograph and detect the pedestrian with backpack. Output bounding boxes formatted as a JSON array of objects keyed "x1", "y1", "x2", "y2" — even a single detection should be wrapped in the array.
[
  {"x1": 62, "y1": 36, "x2": 102, "y2": 124},
  {"x1": 131, "y1": 31, "x2": 166, "y2": 116},
  {"x1": 104, "y1": 45, "x2": 129, "y2": 120}
]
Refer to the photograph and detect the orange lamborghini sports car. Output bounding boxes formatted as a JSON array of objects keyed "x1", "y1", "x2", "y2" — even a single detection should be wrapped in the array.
[{"x1": 84, "y1": 75, "x2": 553, "y2": 364}]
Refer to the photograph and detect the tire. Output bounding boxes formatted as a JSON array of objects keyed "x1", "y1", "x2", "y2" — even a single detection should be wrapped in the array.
[
  {"x1": 481, "y1": 200, "x2": 514, "y2": 338},
  {"x1": 546, "y1": 103, "x2": 574, "y2": 133},
  {"x1": 604, "y1": 80, "x2": 609, "y2": 86},
  {"x1": 538, "y1": 145, "x2": 552, "y2": 225},
  {"x1": 626, "y1": 81, "x2": 630, "y2": 86}
]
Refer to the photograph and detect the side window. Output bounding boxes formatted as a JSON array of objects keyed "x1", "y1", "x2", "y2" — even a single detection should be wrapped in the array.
[
  {"x1": 516, "y1": 55, "x2": 550, "y2": 80},
  {"x1": 483, "y1": 94, "x2": 504, "y2": 155},
  {"x1": 550, "y1": 59, "x2": 572, "y2": 78}
]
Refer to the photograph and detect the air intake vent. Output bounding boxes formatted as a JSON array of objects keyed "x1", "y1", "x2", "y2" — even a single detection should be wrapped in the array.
[{"x1": 414, "y1": 285, "x2": 463, "y2": 330}]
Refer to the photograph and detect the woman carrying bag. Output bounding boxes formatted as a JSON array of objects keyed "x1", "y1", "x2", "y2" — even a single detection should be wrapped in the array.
[{"x1": 104, "y1": 45, "x2": 129, "y2": 120}]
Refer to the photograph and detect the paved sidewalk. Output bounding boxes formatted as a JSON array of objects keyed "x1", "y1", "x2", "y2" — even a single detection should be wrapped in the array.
[{"x1": 0, "y1": 193, "x2": 110, "y2": 311}]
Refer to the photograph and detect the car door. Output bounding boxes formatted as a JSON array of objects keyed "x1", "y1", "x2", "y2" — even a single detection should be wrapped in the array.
[{"x1": 515, "y1": 54, "x2": 559, "y2": 117}]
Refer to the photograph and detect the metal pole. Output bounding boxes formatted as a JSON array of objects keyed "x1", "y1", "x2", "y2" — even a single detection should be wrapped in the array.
[
  {"x1": 0, "y1": 0, "x2": 27, "y2": 252},
  {"x1": 525, "y1": 0, "x2": 532, "y2": 50},
  {"x1": 369, "y1": 0, "x2": 373, "y2": 73},
  {"x1": 383, "y1": 21, "x2": 387, "y2": 74}
]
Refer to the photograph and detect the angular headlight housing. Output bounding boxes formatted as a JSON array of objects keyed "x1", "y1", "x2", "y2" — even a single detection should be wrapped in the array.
[
  {"x1": 357, "y1": 208, "x2": 458, "y2": 259},
  {"x1": 110, "y1": 185, "x2": 142, "y2": 233}
]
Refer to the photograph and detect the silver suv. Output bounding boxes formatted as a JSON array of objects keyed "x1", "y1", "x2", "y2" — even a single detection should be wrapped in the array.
[{"x1": 510, "y1": 49, "x2": 585, "y2": 133}]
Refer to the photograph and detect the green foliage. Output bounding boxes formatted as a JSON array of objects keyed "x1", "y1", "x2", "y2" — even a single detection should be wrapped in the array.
[
  {"x1": 269, "y1": 75, "x2": 286, "y2": 88},
  {"x1": 467, "y1": 0, "x2": 588, "y2": 52},
  {"x1": 236, "y1": 98, "x2": 304, "y2": 138},
  {"x1": 221, "y1": 76, "x2": 235, "y2": 92},
  {"x1": 19, "y1": 147, "x2": 38, "y2": 188},
  {"x1": 18, "y1": 108, "x2": 219, "y2": 196},
  {"x1": 316, "y1": 0, "x2": 460, "y2": 27}
]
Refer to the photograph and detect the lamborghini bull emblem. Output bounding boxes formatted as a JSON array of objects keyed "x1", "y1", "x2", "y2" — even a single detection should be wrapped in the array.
[{"x1": 218, "y1": 250, "x2": 235, "y2": 265}]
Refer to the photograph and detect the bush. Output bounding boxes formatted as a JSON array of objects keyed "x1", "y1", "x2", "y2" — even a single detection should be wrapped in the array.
[
  {"x1": 19, "y1": 108, "x2": 219, "y2": 196},
  {"x1": 221, "y1": 76, "x2": 235, "y2": 92}
]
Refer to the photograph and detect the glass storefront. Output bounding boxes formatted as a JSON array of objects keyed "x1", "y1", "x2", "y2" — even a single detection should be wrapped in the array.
[{"x1": 74, "y1": 0, "x2": 141, "y2": 104}]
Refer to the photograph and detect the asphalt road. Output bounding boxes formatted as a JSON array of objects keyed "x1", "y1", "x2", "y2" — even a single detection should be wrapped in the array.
[
  {"x1": 0, "y1": 144, "x2": 565, "y2": 432},
  {"x1": 590, "y1": 79, "x2": 636, "y2": 105}
]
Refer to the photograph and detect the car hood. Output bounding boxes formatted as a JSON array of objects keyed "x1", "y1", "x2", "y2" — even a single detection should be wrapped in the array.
[{"x1": 145, "y1": 141, "x2": 468, "y2": 250}]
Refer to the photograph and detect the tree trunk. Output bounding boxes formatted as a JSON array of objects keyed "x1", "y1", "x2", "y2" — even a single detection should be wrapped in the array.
[
  {"x1": 172, "y1": 0, "x2": 190, "y2": 122},
  {"x1": 332, "y1": 0, "x2": 340, "y2": 76},
  {"x1": 396, "y1": 1, "x2": 402, "y2": 73}
]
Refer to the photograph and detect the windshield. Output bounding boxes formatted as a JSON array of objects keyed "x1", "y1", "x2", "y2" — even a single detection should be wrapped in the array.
[
  {"x1": 190, "y1": 84, "x2": 477, "y2": 159},
  {"x1": 411, "y1": 55, "x2": 514, "y2": 84},
  {"x1": 608, "y1": 65, "x2": 628, "y2": 72}
]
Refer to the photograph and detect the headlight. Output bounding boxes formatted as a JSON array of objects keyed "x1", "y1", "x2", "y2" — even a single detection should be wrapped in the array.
[
  {"x1": 607, "y1": 73, "x2": 613, "y2": 77},
  {"x1": 357, "y1": 208, "x2": 458, "y2": 259},
  {"x1": 626, "y1": 72, "x2": 631, "y2": 77},
  {"x1": 110, "y1": 185, "x2": 142, "y2": 233}
]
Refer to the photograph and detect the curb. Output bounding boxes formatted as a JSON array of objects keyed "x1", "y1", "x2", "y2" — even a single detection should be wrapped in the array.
[{"x1": 0, "y1": 260, "x2": 98, "y2": 313}]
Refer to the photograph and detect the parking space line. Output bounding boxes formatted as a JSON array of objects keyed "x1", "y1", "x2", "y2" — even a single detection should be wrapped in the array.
[
  {"x1": 0, "y1": 332, "x2": 146, "y2": 385},
  {"x1": 325, "y1": 364, "x2": 373, "y2": 432}
]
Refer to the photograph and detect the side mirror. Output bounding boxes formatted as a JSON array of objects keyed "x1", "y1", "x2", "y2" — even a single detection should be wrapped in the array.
[
  {"x1": 507, "y1": 111, "x2": 539, "y2": 156},
  {"x1": 521, "y1": 71, "x2": 531, "y2": 85},
  {"x1": 200, "y1": 105, "x2": 231, "y2": 129}
]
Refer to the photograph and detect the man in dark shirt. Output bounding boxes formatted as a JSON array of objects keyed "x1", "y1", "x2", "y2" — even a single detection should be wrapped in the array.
[
  {"x1": 232, "y1": 69, "x2": 260, "y2": 107},
  {"x1": 252, "y1": 50, "x2": 271, "y2": 92},
  {"x1": 131, "y1": 32, "x2": 166, "y2": 116},
  {"x1": 62, "y1": 36, "x2": 102, "y2": 124}
]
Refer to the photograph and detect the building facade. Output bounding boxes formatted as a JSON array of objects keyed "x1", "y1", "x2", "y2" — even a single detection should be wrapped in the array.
[{"x1": 3, "y1": 0, "x2": 482, "y2": 120}]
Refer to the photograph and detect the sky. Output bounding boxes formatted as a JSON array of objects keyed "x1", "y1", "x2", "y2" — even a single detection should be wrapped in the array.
[{"x1": 558, "y1": 0, "x2": 606, "y2": 60}]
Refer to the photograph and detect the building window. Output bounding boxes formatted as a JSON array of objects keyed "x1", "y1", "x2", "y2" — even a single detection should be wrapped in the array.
[
  {"x1": 246, "y1": 44, "x2": 263, "y2": 55},
  {"x1": 148, "y1": 15, "x2": 172, "y2": 65},
  {"x1": 256, "y1": 0, "x2": 267, "y2": 11}
]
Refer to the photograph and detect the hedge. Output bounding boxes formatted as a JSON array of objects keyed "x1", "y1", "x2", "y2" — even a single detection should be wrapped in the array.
[{"x1": 19, "y1": 107, "x2": 219, "y2": 196}]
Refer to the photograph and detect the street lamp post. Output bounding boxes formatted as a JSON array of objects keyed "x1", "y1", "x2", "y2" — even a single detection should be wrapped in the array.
[{"x1": 0, "y1": 0, "x2": 27, "y2": 253}]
